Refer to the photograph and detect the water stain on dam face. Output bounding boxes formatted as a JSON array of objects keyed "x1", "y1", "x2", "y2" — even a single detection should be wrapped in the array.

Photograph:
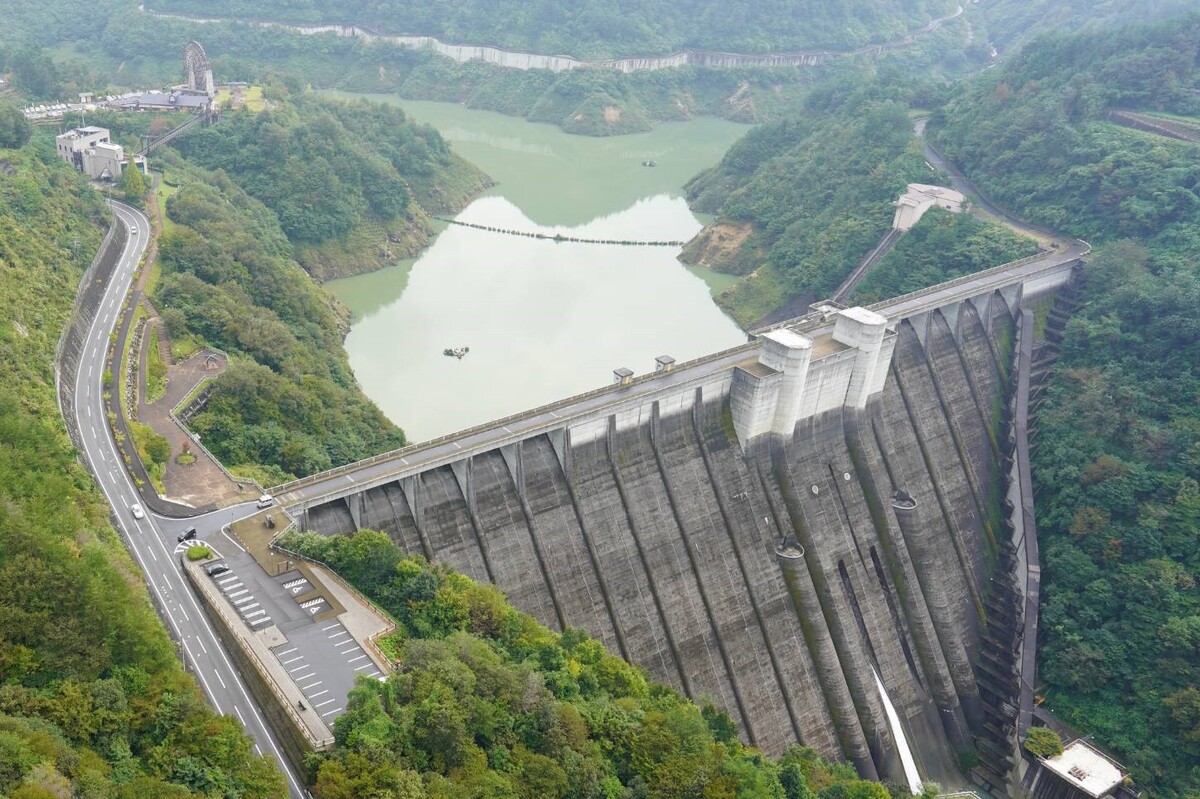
[
  {"x1": 300, "y1": 284, "x2": 1044, "y2": 789},
  {"x1": 327, "y1": 97, "x2": 748, "y2": 441}
]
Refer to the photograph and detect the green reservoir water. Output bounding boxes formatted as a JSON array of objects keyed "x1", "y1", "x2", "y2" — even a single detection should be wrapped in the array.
[{"x1": 328, "y1": 96, "x2": 748, "y2": 441}]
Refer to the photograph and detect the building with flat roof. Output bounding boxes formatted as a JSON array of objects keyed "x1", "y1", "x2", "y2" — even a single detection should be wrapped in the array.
[
  {"x1": 1028, "y1": 739, "x2": 1129, "y2": 799},
  {"x1": 55, "y1": 126, "x2": 145, "y2": 181}
]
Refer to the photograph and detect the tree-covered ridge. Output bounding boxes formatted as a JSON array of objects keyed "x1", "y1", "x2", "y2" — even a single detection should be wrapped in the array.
[
  {"x1": 172, "y1": 93, "x2": 489, "y2": 278},
  {"x1": 971, "y1": 0, "x2": 1200, "y2": 58},
  {"x1": 929, "y1": 16, "x2": 1200, "y2": 797},
  {"x1": 682, "y1": 79, "x2": 935, "y2": 326},
  {"x1": 0, "y1": 137, "x2": 284, "y2": 798},
  {"x1": 279, "y1": 529, "x2": 900, "y2": 799},
  {"x1": 156, "y1": 155, "x2": 405, "y2": 482},
  {"x1": 146, "y1": 0, "x2": 957, "y2": 61},
  {"x1": 848, "y1": 210, "x2": 1038, "y2": 304}
]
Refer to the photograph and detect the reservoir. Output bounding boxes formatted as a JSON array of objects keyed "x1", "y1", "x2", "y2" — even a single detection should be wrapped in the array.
[{"x1": 328, "y1": 97, "x2": 748, "y2": 441}]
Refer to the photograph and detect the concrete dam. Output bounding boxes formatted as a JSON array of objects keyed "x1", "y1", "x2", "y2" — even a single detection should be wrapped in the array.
[{"x1": 274, "y1": 246, "x2": 1086, "y2": 787}]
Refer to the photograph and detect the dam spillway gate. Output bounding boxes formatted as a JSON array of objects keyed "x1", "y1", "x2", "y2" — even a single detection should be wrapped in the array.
[{"x1": 280, "y1": 253, "x2": 1085, "y2": 788}]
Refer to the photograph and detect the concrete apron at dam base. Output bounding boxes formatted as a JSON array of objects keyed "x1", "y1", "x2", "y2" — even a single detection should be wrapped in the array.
[{"x1": 275, "y1": 247, "x2": 1085, "y2": 790}]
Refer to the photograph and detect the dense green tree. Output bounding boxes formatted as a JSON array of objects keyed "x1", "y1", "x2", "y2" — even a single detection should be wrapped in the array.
[
  {"x1": 121, "y1": 162, "x2": 146, "y2": 201},
  {"x1": 0, "y1": 104, "x2": 32, "y2": 150},
  {"x1": 931, "y1": 15, "x2": 1200, "y2": 798},
  {"x1": 278, "y1": 528, "x2": 889, "y2": 799}
]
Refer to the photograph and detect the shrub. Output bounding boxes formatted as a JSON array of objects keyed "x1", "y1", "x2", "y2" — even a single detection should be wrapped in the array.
[{"x1": 1024, "y1": 727, "x2": 1064, "y2": 759}]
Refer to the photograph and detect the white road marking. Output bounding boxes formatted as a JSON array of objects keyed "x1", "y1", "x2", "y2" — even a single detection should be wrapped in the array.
[
  {"x1": 347, "y1": 654, "x2": 367, "y2": 663},
  {"x1": 228, "y1": 589, "x2": 249, "y2": 598},
  {"x1": 321, "y1": 623, "x2": 340, "y2": 631},
  {"x1": 354, "y1": 663, "x2": 374, "y2": 671},
  {"x1": 221, "y1": 527, "x2": 246, "y2": 553},
  {"x1": 215, "y1": 669, "x2": 226, "y2": 689},
  {"x1": 234, "y1": 596, "x2": 254, "y2": 606},
  {"x1": 217, "y1": 575, "x2": 238, "y2": 585},
  {"x1": 314, "y1": 698, "x2": 336, "y2": 708},
  {"x1": 321, "y1": 707, "x2": 343, "y2": 717},
  {"x1": 328, "y1": 631, "x2": 350, "y2": 640},
  {"x1": 299, "y1": 680, "x2": 322, "y2": 690},
  {"x1": 234, "y1": 705, "x2": 247, "y2": 726},
  {"x1": 308, "y1": 690, "x2": 329, "y2": 699},
  {"x1": 277, "y1": 647, "x2": 297, "y2": 656},
  {"x1": 245, "y1": 609, "x2": 266, "y2": 618},
  {"x1": 281, "y1": 656, "x2": 303, "y2": 665}
]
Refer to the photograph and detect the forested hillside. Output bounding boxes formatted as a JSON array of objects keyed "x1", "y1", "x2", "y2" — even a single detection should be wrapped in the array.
[
  {"x1": 931, "y1": 16, "x2": 1200, "y2": 797},
  {"x1": 147, "y1": 0, "x2": 958, "y2": 60},
  {"x1": 152, "y1": 153, "x2": 405, "y2": 483},
  {"x1": 280, "y1": 529, "x2": 901, "y2": 799},
  {"x1": 971, "y1": 0, "x2": 1200, "y2": 57},
  {"x1": 0, "y1": 127, "x2": 284, "y2": 798},
  {"x1": 172, "y1": 94, "x2": 488, "y2": 278},
  {"x1": 679, "y1": 78, "x2": 935, "y2": 326}
]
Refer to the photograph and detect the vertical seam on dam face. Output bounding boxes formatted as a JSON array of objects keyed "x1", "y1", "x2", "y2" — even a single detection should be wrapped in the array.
[
  {"x1": 555, "y1": 441, "x2": 634, "y2": 662},
  {"x1": 604, "y1": 415, "x2": 693, "y2": 695},
  {"x1": 505, "y1": 450, "x2": 570, "y2": 631},
  {"x1": 648, "y1": 400, "x2": 756, "y2": 744},
  {"x1": 771, "y1": 442, "x2": 892, "y2": 779},
  {"x1": 760, "y1": 454, "x2": 877, "y2": 779},
  {"x1": 952, "y1": 305, "x2": 1004, "y2": 462},
  {"x1": 691, "y1": 389, "x2": 806, "y2": 746},
  {"x1": 924, "y1": 312, "x2": 1000, "y2": 558},
  {"x1": 889, "y1": 346, "x2": 987, "y2": 624},
  {"x1": 850, "y1": 408, "x2": 973, "y2": 751}
]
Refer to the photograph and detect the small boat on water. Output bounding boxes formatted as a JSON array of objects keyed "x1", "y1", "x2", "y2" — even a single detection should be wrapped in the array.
[
  {"x1": 641, "y1": 160, "x2": 657, "y2": 167},
  {"x1": 443, "y1": 346, "x2": 470, "y2": 359}
]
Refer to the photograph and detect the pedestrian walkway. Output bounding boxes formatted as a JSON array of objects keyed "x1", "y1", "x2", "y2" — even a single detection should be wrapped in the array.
[{"x1": 135, "y1": 326, "x2": 257, "y2": 507}]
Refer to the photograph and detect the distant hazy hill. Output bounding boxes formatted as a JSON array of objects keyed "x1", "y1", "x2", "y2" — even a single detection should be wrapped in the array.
[
  {"x1": 145, "y1": 0, "x2": 959, "y2": 60},
  {"x1": 975, "y1": 0, "x2": 1200, "y2": 56}
]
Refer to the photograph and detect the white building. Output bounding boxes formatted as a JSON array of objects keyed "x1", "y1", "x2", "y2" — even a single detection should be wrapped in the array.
[
  {"x1": 892, "y1": 183, "x2": 965, "y2": 231},
  {"x1": 55, "y1": 126, "x2": 144, "y2": 181}
]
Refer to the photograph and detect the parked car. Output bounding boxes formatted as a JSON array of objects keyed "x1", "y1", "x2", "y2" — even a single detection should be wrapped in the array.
[
  {"x1": 205, "y1": 562, "x2": 230, "y2": 577},
  {"x1": 178, "y1": 527, "x2": 198, "y2": 543},
  {"x1": 130, "y1": 503, "x2": 145, "y2": 520}
]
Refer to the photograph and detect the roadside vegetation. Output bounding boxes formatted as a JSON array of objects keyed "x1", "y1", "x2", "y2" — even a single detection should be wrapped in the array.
[
  {"x1": 931, "y1": 16, "x2": 1200, "y2": 797},
  {"x1": 279, "y1": 528, "x2": 903, "y2": 799},
  {"x1": 0, "y1": 126, "x2": 284, "y2": 799}
]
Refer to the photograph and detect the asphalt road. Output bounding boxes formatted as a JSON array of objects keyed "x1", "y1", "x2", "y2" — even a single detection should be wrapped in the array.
[{"x1": 71, "y1": 200, "x2": 307, "y2": 799}]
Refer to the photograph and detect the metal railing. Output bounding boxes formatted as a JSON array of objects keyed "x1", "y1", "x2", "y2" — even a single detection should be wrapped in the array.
[
  {"x1": 270, "y1": 339, "x2": 758, "y2": 496},
  {"x1": 272, "y1": 240, "x2": 1091, "y2": 502}
]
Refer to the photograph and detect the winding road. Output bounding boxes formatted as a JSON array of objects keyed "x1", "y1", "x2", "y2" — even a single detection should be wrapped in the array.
[{"x1": 70, "y1": 200, "x2": 307, "y2": 799}]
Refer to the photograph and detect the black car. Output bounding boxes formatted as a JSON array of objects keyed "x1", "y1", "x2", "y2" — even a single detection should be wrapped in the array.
[
  {"x1": 205, "y1": 562, "x2": 230, "y2": 577},
  {"x1": 178, "y1": 527, "x2": 198, "y2": 543}
]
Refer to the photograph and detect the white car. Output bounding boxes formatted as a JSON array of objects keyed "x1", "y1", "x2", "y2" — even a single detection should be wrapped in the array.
[
  {"x1": 130, "y1": 225, "x2": 138, "y2": 235},
  {"x1": 256, "y1": 494, "x2": 275, "y2": 509},
  {"x1": 131, "y1": 503, "x2": 145, "y2": 520}
]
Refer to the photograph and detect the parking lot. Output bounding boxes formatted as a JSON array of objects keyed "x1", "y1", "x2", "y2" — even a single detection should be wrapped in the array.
[
  {"x1": 200, "y1": 551, "x2": 389, "y2": 728},
  {"x1": 270, "y1": 620, "x2": 385, "y2": 723}
]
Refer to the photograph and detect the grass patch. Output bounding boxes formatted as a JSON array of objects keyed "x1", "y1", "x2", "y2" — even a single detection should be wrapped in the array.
[
  {"x1": 186, "y1": 545, "x2": 213, "y2": 561},
  {"x1": 170, "y1": 333, "x2": 203, "y2": 362},
  {"x1": 176, "y1": 451, "x2": 196, "y2": 465},
  {"x1": 242, "y1": 85, "x2": 267, "y2": 112},
  {"x1": 155, "y1": 178, "x2": 180, "y2": 238},
  {"x1": 129, "y1": 419, "x2": 169, "y2": 495},
  {"x1": 715, "y1": 264, "x2": 791, "y2": 329},
  {"x1": 146, "y1": 325, "x2": 167, "y2": 402}
]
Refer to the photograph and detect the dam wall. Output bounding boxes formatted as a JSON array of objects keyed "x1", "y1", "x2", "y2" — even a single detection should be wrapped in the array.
[{"x1": 283, "y1": 253, "x2": 1085, "y2": 785}]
